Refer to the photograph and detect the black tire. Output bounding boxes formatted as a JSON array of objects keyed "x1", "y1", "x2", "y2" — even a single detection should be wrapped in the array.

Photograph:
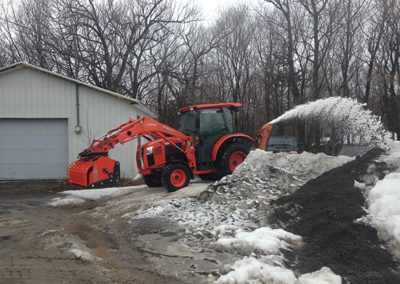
[
  {"x1": 217, "y1": 143, "x2": 250, "y2": 177},
  {"x1": 144, "y1": 173, "x2": 162, "y2": 187},
  {"x1": 161, "y1": 163, "x2": 191, "y2": 192},
  {"x1": 198, "y1": 173, "x2": 219, "y2": 181}
]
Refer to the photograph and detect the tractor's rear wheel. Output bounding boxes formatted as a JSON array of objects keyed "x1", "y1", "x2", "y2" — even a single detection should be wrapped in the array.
[
  {"x1": 217, "y1": 143, "x2": 250, "y2": 177},
  {"x1": 162, "y1": 163, "x2": 191, "y2": 192},
  {"x1": 144, "y1": 173, "x2": 162, "y2": 187}
]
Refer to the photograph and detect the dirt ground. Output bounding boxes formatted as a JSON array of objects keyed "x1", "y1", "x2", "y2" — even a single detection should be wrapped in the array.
[
  {"x1": 0, "y1": 180, "x2": 190, "y2": 284},
  {"x1": 272, "y1": 149, "x2": 400, "y2": 283}
]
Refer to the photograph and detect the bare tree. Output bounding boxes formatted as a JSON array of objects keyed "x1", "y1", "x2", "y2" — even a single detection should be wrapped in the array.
[
  {"x1": 336, "y1": 0, "x2": 369, "y2": 97},
  {"x1": 298, "y1": 0, "x2": 341, "y2": 99},
  {"x1": 378, "y1": 0, "x2": 400, "y2": 138},
  {"x1": 0, "y1": 0, "x2": 52, "y2": 67},
  {"x1": 264, "y1": 0, "x2": 301, "y2": 104},
  {"x1": 363, "y1": 0, "x2": 390, "y2": 105}
]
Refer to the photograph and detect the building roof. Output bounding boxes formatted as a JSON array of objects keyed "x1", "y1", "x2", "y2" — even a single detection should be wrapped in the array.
[{"x1": 0, "y1": 62, "x2": 157, "y2": 118}]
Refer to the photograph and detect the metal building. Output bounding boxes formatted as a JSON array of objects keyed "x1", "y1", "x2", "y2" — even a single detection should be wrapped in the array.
[{"x1": 0, "y1": 62, "x2": 156, "y2": 180}]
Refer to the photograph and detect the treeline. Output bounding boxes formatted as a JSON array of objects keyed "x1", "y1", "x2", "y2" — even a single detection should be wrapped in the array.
[{"x1": 0, "y1": 0, "x2": 399, "y2": 142}]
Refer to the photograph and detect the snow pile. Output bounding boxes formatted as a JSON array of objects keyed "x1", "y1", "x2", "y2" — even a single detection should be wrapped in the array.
[
  {"x1": 131, "y1": 150, "x2": 353, "y2": 232},
  {"x1": 213, "y1": 226, "x2": 302, "y2": 255},
  {"x1": 48, "y1": 185, "x2": 142, "y2": 206},
  {"x1": 216, "y1": 257, "x2": 341, "y2": 284},
  {"x1": 129, "y1": 150, "x2": 351, "y2": 282},
  {"x1": 201, "y1": 150, "x2": 353, "y2": 218},
  {"x1": 361, "y1": 140, "x2": 400, "y2": 256},
  {"x1": 213, "y1": 227, "x2": 341, "y2": 283},
  {"x1": 367, "y1": 173, "x2": 400, "y2": 254},
  {"x1": 270, "y1": 97, "x2": 387, "y2": 147},
  {"x1": 132, "y1": 150, "x2": 353, "y2": 231},
  {"x1": 130, "y1": 198, "x2": 257, "y2": 229}
]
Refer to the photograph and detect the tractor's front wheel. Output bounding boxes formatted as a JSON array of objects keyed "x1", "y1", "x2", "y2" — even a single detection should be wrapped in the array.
[
  {"x1": 144, "y1": 173, "x2": 162, "y2": 187},
  {"x1": 217, "y1": 143, "x2": 250, "y2": 177},
  {"x1": 162, "y1": 163, "x2": 191, "y2": 192}
]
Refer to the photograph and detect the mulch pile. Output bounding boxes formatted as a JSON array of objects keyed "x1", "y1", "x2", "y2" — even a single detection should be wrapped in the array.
[{"x1": 272, "y1": 149, "x2": 400, "y2": 283}]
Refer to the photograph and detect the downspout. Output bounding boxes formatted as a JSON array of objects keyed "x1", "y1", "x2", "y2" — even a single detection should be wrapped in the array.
[
  {"x1": 74, "y1": 83, "x2": 82, "y2": 134},
  {"x1": 137, "y1": 115, "x2": 141, "y2": 146}
]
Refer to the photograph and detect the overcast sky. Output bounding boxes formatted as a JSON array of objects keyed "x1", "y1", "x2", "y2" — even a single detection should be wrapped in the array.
[
  {"x1": 0, "y1": 0, "x2": 260, "y2": 24},
  {"x1": 180, "y1": 0, "x2": 259, "y2": 22}
]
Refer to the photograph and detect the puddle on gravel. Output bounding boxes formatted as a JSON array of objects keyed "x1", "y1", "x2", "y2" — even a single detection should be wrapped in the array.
[
  {"x1": 128, "y1": 217, "x2": 236, "y2": 282},
  {"x1": 130, "y1": 217, "x2": 184, "y2": 236}
]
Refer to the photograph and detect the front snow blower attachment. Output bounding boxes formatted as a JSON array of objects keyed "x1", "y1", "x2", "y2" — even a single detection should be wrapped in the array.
[{"x1": 68, "y1": 155, "x2": 120, "y2": 188}]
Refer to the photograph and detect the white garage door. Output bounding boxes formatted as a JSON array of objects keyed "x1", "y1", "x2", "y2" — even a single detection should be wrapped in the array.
[{"x1": 0, "y1": 119, "x2": 68, "y2": 180}]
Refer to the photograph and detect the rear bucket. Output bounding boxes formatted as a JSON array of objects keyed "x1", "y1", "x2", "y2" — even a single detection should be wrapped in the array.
[
  {"x1": 68, "y1": 156, "x2": 120, "y2": 188},
  {"x1": 68, "y1": 159, "x2": 93, "y2": 187}
]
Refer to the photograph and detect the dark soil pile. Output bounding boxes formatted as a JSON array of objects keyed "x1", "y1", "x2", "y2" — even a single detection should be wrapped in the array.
[{"x1": 272, "y1": 149, "x2": 400, "y2": 283}]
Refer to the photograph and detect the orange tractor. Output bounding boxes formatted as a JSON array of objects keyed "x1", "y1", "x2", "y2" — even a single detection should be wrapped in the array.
[{"x1": 68, "y1": 103, "x2": 273, "y2": 192}]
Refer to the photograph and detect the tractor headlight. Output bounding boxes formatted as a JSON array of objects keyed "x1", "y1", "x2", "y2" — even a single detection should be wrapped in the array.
[{"x1": 146, "y1": 146, "x2": 154, "y2": 155}]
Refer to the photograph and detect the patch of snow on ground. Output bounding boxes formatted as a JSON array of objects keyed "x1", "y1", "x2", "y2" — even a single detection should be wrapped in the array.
[
  {"x1": 49, "y1": 185, "x2": 146, "y2": 206},
  {"x1": 70, "y1": 248, "x2": 100, "y2": 262},
  {"x1": 216, "y1": 257, "x2": 296, "y2": 284},
  {"x1": 169, "y1": 182, "x2": 211, "y2": 198},
  {"x1": 133, "y1": 173, "x2": 143, "y2": 181},
  {"x1": 215, "y1": 257, "x2": 341, "y2": 284},
  {"x1": 48, "y1": 196, "x2": 86, "y2": 207},
  {"x1": 354, "y1": 180, "x2": 367, "y2": 191},
  {"x1": 367, "y1": 172, "x2": 400, "y2": 254},
  {"x1": 269, "y1": 97, "x2": 387, "y2": 147},
  {"x1": 296, "y1": 267, "x2": 342, "y2": 284},
  {"x1": 380, "y1": 140, "x2": 400, "y2": 170},
  {"x1": 214, "y1": 226, "x2": 302, "y2": 255},
  {"x1": 68, "y1": 239, "x2": 101, "y2": 262}
]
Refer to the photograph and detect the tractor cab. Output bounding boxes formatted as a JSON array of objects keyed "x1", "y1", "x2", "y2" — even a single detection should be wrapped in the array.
[{"x1": 178, "y1": 103, "x2": 242, "y2": 167}]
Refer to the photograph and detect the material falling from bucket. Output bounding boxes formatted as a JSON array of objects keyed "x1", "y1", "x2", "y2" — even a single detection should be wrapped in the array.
[{"x1": 269, "y1": 97, "x2": 388, "y2": 147}]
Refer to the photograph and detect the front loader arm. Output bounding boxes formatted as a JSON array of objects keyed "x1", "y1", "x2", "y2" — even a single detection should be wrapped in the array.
[{"x1": 79, "y1": 117, "x2": 192, "y2": 159}]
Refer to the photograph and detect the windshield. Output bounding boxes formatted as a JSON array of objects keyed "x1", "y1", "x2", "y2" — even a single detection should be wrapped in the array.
[
  {"x1": 178, "y1": 110, "x2": 196, "y2": 135},
  {"x1": 200, "y1": 108, "x2": 235, "y2": 136},
  {"x1": 178, "y1": 107, "x2": 236, "y2": 136}
]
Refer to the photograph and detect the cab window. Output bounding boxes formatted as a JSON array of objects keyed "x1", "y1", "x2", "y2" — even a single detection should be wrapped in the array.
[
  {"x1": 178, "y1": 110, "x2": 196, "y2": 135},
  {"x1": 200, "y1": 108, "x2": 228, "y2": 136}
]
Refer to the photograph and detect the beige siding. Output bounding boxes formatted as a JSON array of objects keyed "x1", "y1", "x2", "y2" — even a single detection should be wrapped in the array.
[
  {"x1": 0, "y1": 68, "x2": 150, "y2": 179},
  {"x1": 0, "y1": 68, "x2": 73, "y2": 118},
  {"x1": 75, "y1": 87, "x2": 139, "y2": 178},
  {"x1": 28, "y1": 69, "x2": 64, "y2": 117}
]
